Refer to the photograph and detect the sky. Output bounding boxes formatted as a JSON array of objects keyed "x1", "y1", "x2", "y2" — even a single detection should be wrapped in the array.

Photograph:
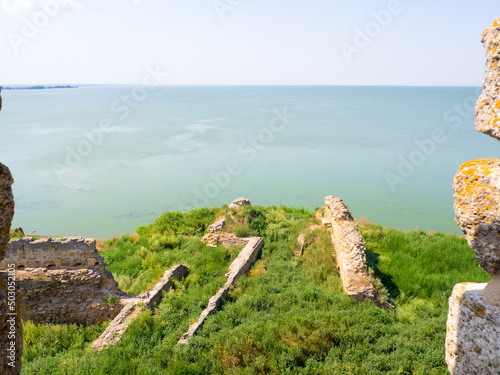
[{"x1": 0, "y1": 0, "x2": 499, "y2": 86}]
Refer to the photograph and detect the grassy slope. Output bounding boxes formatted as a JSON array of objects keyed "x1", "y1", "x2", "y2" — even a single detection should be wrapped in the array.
[{"x1": 20, "y1": 206, "x2": 489, "y2": 375}]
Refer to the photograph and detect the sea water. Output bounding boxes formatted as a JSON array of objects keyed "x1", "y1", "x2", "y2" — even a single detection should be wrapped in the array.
[{"x1": 0, "y1": 85, "x2": 497, "y2": 238}]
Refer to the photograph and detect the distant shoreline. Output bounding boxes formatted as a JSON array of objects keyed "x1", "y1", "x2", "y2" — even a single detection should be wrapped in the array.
[{"x1": 2, "y1": 85, "x2": 78, "y2": 90}]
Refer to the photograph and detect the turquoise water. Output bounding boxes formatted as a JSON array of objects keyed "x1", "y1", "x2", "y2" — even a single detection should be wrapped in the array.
[{"x1": 1, "y1": 86, "x2": 498, "y2": 238}]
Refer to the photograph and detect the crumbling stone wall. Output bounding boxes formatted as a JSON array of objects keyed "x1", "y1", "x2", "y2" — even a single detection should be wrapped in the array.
[
  {"x1": 92, "y1": 264, "x2": 188, "y2": 351},
  {"x1": 0, "y1": 163, "x2": 22, "y2": 374},
  {"x1": 323, "y1": 196, "x2": 378, "y2": 302},
  {"x1": 2, "y1": 237, "x2": 123, "y2": 324},
  {"x1": 446, "y1": 18, "x2": 500, "y2": 375},
  {"x1": 178, "y1": 237, "x2": 263, "y2": 344},
  {"x1": 4, "y1": 236, "x2": 104, "y2": 269},
  {"x1": 179, "y1": 202, "x2": 263, "y2": 344}
]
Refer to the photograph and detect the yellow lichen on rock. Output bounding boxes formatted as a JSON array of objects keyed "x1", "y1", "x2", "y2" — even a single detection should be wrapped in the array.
[{"x1": 454, "y1": 159, "x2": 500, "y2": 275}]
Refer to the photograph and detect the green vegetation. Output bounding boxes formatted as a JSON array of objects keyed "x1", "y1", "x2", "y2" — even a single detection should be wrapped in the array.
[
  {"x1": 21, "y1": 206, "x2": 489, "y2": 374},
  {"x1": 9, "y1": 231, "x2": 24, "y2": 239}
]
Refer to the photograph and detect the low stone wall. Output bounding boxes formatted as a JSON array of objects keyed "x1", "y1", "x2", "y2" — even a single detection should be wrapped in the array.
[
  {"x1": 178, "y1": 237, "x2": 263, "y2": 344},
  {"x1": 92, "y1": 264, "x2": 188, "y2": 351},
  {"x1": 323, "y1": 196, "x2": 378, "y2": 302},
  {"x1": 4, "y1": 236, "x2": 122, "y2": 324}
]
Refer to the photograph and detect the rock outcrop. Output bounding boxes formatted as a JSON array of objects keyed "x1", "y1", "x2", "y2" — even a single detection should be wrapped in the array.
[
  {"x1": 446, "y1": 18, "x2": 500, "y2": 375},
  {"x1": 0, "y1": 163, "x2": 22, "y2": 374}
]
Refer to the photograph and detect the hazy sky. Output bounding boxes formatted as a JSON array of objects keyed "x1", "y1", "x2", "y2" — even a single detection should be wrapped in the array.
[{"x1": 1, "y1": 0, "x2": 499, "y2": 85}]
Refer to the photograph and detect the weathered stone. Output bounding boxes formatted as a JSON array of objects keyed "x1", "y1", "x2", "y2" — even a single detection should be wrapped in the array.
[
  {"x1": 229, "y1": 198, "x2": 251, "y2": 208},
  {"x1": 453, "y1": 159, "x2": 500, "y2": 275},
  {"x1": 0, "y1": 163, "x2": 21, "y2": 374},
  {"x1": 446, "y1": 282, "x2": 500, "y2": 374},
  {"x1": 324, "y1": 196, "x2": 379, "y2": 303},
  {"x1": 201, "y1": 217, "x2": 226, "y2": 247},
  {"x1": 447, "y1": 19, "x2": 500, "y2": 375},
  {"x1": 92, "y1": 264, "x2": 188, "y2": 351},
  {"x1": 3, "y1": 236, "x2": 122, "y2": 324},
  {"x1": 0, "y1": 163, "x2": 14, "y2": 260},
  {"x1": 476, "y1": 19, "x2": 500, "y2": 141},
  {"x1": 296, "y1": 234, "x2": 305, "y2": 256},
  {"x1": 218, "y1": 232, "x2": 249, "y2": 247}
]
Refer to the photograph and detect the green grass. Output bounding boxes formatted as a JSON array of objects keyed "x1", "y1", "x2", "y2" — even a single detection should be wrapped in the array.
[
  {"x1": 20, "y1": 206, "x2": 489, "y2": 375},
  {"x1": 9, "y1": 231, "x2": 24, "y2": 239}
]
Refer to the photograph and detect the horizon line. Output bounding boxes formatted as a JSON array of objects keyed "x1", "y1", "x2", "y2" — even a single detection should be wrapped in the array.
[{"x1": 1, "y1": 83, "x2": 483, "y2": 88}]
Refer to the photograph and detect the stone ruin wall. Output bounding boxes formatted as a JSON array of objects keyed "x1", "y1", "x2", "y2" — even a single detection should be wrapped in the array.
[
  {"x1": 323, "y1": 196, "x2": 379, "y2": 303},
  {"x1": 2, "y1": 237, "x2": 124, "y2": 325},
  {"x1": 0, "y1": 163, "x2": 22, "y2": 374},
  {"x1": 92, "y1": 264, "x2": 189, "y2": 351},
  {"x1": 446, "y1": 18, "x2": 500, "y2": 375}
]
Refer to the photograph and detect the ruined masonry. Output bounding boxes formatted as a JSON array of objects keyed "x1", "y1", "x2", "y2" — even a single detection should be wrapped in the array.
[
  {"x1": 322, "y1": 196, "x2": 383, "y2": 304},
  {"x1": 2, "y1": 236, "x2": 123, "y2": 324},
  {"x1": 178, "y1": 237, "x2": 263, "y2": 344},
  {"x1": 179, "y1": 200, "x2": 263, "y2": 344},
  {"x1": 446, "y1": 18, "x2": 500, "y2": 375},
  {"x1": 92, "y1": 264, "x2": 188, "y2": 350},
  {"x1": 0, "y1": 163, "x2": 22, "y2": 375}
]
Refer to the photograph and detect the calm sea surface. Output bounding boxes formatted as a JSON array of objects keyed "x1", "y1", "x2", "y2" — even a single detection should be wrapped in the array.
[{"x1": 1, "y1": 86, "x2": 498, "y2": 238}]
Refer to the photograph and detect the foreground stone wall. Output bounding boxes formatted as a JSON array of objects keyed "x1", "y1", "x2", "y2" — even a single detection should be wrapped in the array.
[
  {"x1": 3, "y1": 237, "x2": 102, "y2": 269},
  {"x1": 3, "y1": 237, "x2": 123, "y2": 324},
  {"x1": 446, "y1": 18, "x2": 500, "y2": 375},
  {"x1": 446, "y1": 283, "x2": 500, "y2": 374},
  {"x1": 323, "y1": 196, "x2": 378, "y2": 302},
  {"x1": 0, "y1": 163, "x2": 22, "y2": 374},
  {"x1": 0, "y1": 164, "x2": 14, "y2": 260}
]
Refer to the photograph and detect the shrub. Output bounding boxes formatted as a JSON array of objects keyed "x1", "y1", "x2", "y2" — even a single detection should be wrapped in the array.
[{"x1": 234, "y1": 224, "x2": 252, "y2": 237}]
